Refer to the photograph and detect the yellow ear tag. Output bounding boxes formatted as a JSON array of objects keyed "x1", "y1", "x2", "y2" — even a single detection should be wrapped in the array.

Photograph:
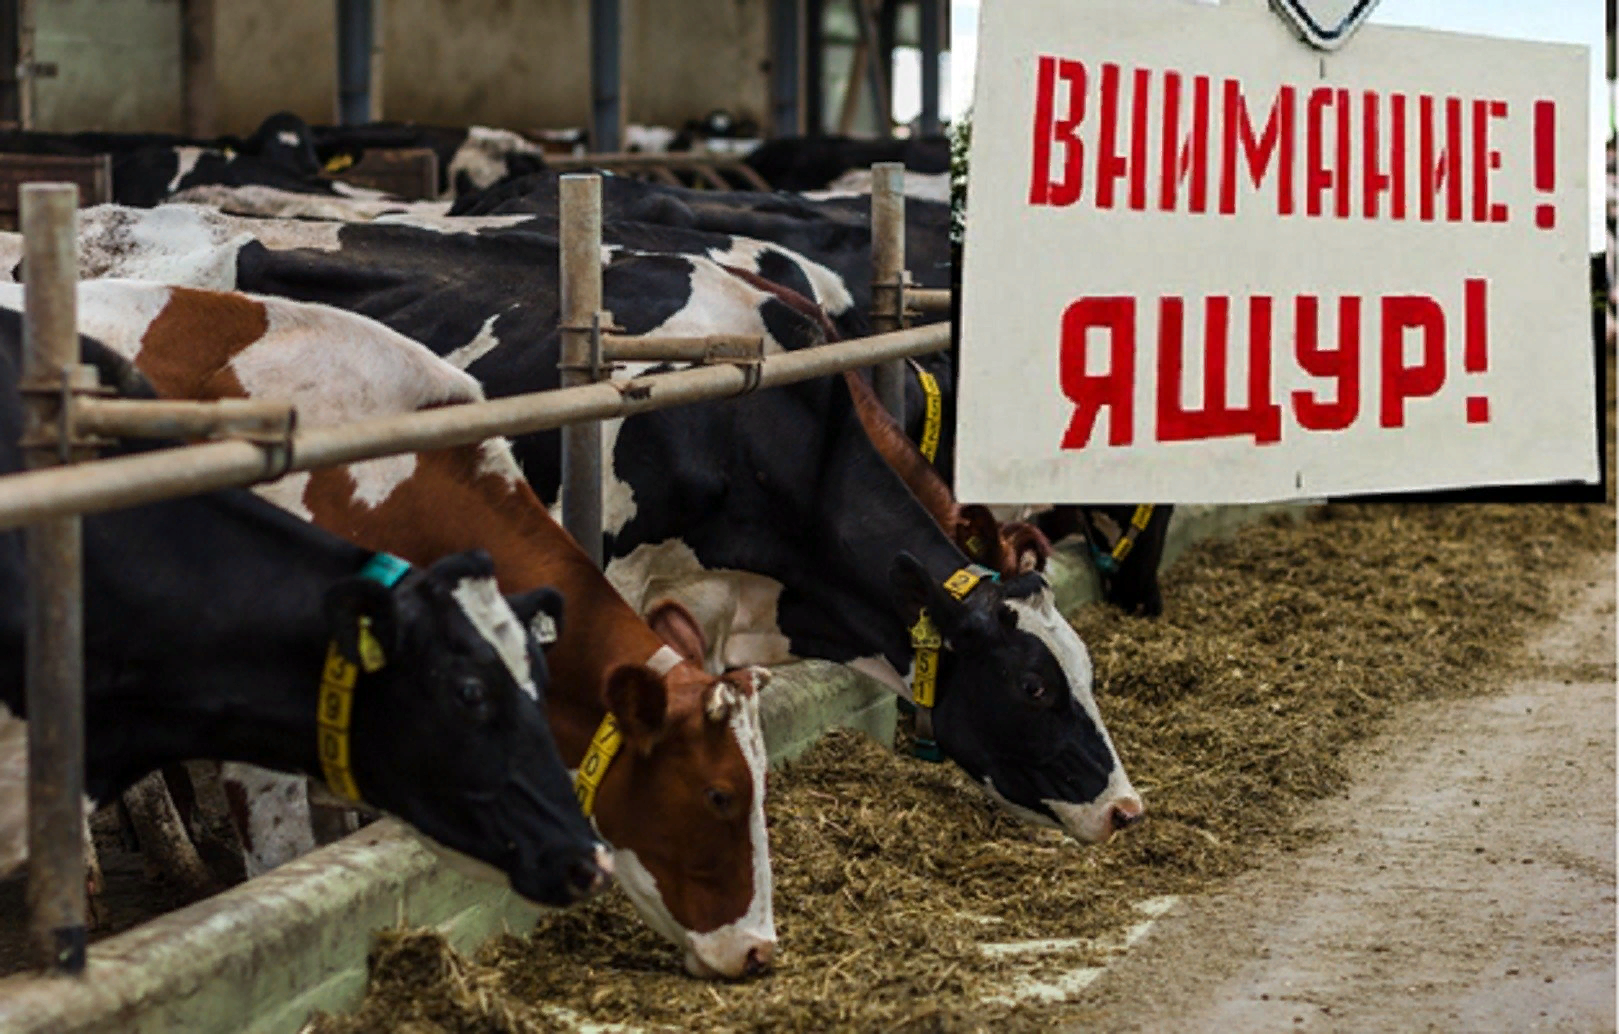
[{"x1": 356, "y1": 617, "x2": 387, "y2": 673}]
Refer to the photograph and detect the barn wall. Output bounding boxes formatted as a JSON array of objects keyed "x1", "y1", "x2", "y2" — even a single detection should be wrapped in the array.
[
  {"x1": 213, "y1": 0, "x2": 337, "y2": 135},
  {"x1": 624, "y1": 0, "x2": 770, "y2": 131},
  {"x1": 29, "y1": 0, "x2": 773, "y2": 138},
  {"x1": 381, "y1": 0, "x2": 590, "y2": 131},
  {"x1": 33, "y1": 0, "x2": 184, "y2": 133}
]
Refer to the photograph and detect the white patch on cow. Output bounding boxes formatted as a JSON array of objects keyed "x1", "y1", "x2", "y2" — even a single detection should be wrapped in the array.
[
  {"x1": 166, "y1": 146, "x2": 208, "y2": 193},
  {"x1": 372, "y1": 211, "x2": 529, "y2": 234},
  {"x1": 625, "y1": 124, "x2": 679, "y2": 153},
  {"x1": 1046, "y1": 768, "x2": 1143, "y2": 845},
  {"x1": 1005, "y1": 585, "x2": 1141, "y2": 842},
  {"x1": 227, "y1": 293, "x2": 484, "y2": 511},
  {"x1": 64, "y1": 205, "x2": 352, "y2": 291},
  {"x1": 255, "y1": 470, "x2": 313, "y2": 520},
  {"x1": 347, "y1": 454, "x2": 419, "y2": 508},
  {"x1": 703, "y1": 236, "x2": 855, "y2": 319},
  {"x1": 327, "y1": 180, "x2": 393, "y2": 201},
  {"x1": 610, "y1": 686, "x2": 774, "y2": 979},
  {"x1": 645, "y1": 645, "x2": 684, "y2": 677},
  {"x1": 76, "y1": 205, "x2": 253, "y2": 289},
  {"x1": 446, "y1": 126, "x2": 545, "y2": 194},
  {"x1": 476, "y1": 438, "x2": 523, "y2": 488},
  {"x1": 170, "y1": 184, "x2": 414, "y2": 222},
  {"x1": 231, "y1": 292, "x2": 484, "y2": 422},
  {"x1": 606, "y1": 540, "x2": 792, "y2": 673},
  {"x1": 688, "y1": 688, "x2": 775, "y2": 975},
  {"x1": 451, "y1": 575, "x2": 537, "y2": 699},
  {"x1": 220, "y1": 763, "x2": 317, "y2": 877},
  {"x1": 61, "y1": 281, "x2": 173, "y2": 361},
  {"x1": 445, "y1": 313, "x2": 502, "y2": 370},
  {"x1": 275, "y1": 130, "x2": 301, "y2": 148},
  {"x1": 600, "y1": 415, "x2": 638, "y2": 537}
]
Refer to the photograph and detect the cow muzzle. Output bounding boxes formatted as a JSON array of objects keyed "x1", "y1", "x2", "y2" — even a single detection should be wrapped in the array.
[{"x1": 684, "y1": 929, "x2": 777, "y2": 980}]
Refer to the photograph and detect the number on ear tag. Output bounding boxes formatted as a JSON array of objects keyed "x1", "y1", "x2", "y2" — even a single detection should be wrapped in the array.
[
  {"x1": 357, "y1": 617, "x2": 387, "y2": 673},
  {"x1": 530, "y1": 611, "x2": 559, "y2": 647}
]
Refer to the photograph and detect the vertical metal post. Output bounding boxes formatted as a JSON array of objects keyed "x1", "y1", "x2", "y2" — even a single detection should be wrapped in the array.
[
  {"x1": 918, "y1": 0, "x2": 941, "y2": 135},
  {"x1": 770, "y1": 0, "x2": 802, "y2": 137},
  {"x1": 559, "y1": 175, "x2": 604, "y2": 567},
  {"x1": 803, "y1": 0, "x2": 824, "y2": 135},
  {"x1": 16, "y1": 0, "x2": 33, "y2": 129},
  {"x1": 368, "y1": 0, "x2": 385, "y2": 122},
  {"x1": 335, "y1": 0, "x2": 374, "y2": 126},
  {"x1": 590, "y1": 0, "x2": 622, "y2": 154},
  {"x1": 870, "y1": 161, "x2": 907, "y2": 422},
  {"x1": 21, "y1": 183, "x2": 84, "y2": 975},
  {"x1": 0, "y1": 1, "x2": 20, "y2": 127},
  {"x1": 853, "y1": 0, "x2": 891, "y2": 138}
]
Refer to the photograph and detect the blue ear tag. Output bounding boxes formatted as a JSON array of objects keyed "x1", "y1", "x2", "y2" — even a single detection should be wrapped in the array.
[{"x1": 359, "y1": 553, "x2": 411, "y2": 588}]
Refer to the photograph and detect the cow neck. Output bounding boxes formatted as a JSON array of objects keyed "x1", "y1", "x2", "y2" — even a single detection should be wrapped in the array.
[
  {"x1": 79, "y1": 487, "x2": 372, "y2": 802},
  {"x1": 280, "y1": 439, "x2": 681, "y2": 770},
  {"x1": 816, "y1": 376, "x2": 979, "y2": 661}
]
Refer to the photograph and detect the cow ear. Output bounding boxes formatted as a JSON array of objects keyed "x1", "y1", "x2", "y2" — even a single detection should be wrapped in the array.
[
  {"x1": 955, "y1": 505, "x2": 1006, "y2": 573},
  {"x1": 1002, "y1": 521, "x2": 1053, "y2": 574},
  {"x1": 646, "y1": 599, "x2": 707, "y2": 663},
  {"x1": 605, "y1": 665, "x2": 668, "y2": 754},
  {"x1": 324, "y1": 577, "x2": 400, "y2": 669},
  {"x1": 507, "y1": 586, "x2": 564, "y2": 648}
]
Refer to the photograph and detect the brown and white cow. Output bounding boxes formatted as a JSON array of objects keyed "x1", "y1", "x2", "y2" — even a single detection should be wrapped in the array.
[{"x1": 7, "y1": 280, "x2": 775, "y2": 979}]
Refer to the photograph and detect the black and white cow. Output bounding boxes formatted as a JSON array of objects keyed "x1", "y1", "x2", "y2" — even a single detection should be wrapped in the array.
[
  {"x1": 48, "y1": 206, "x2": 1144, "y2": 843},
  {"x1": 0, "y1": 113, "x2": 379, "y2": 208},
  {"x1": 448, "y1": 170, "x2": 952, "y2": 339},
  {"x1": 309, "y1": 122, "x2": 551, "y2": 197},
  {"x1": 0, "y1": 314, "x2": 611, "y2": 904},
  {"x1": 445, "y1": 176, "x2": 1177, "y2": 615}
]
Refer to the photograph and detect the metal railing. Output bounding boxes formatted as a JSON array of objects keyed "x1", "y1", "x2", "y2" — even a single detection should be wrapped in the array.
[{"x1": 3, "y1": 163, "x2": 947, "y2": 975}]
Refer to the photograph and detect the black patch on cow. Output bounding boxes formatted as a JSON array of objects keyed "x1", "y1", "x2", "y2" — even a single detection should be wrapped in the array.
[
  {"x1": 754, "y1": 247, "x2": 815, "y2": 306},
  {"x1": 625, "y1": 193, "x2": 698, "y2": 228},
  {"x1": 759, "y1": 297, "x2": 824, "y2": 352}
]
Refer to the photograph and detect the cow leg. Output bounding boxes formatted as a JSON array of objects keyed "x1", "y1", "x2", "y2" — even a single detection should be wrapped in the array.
[{"x1": 120, "y1": 771, "x2": 215, "y2": 898}]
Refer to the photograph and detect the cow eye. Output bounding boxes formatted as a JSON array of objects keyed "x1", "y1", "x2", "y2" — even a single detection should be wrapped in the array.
[
  {"x1": 1022, "y1": 674, "x2": 1048, "y2": 702},
  {"x1": 705, "y1": 788, "x2": 733, "y2": 815},
  {"x1": 455, "y1": 676, "x2": 488, "y2": 710}
]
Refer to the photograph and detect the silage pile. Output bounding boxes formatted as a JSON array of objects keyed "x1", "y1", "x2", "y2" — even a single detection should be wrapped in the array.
[{"x1": 309, "y1": 494, "x2": 1614, "y2": 1034}]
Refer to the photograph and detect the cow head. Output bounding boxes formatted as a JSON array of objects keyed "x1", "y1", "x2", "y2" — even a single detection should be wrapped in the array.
[
  {"x1": 586, "y1": 601, "x2": 775, "y2": 980},
  {"x1": 330, "y1": 549, "x2": 612, "y2": 906},
  {"x1": 890, "y1": 554, "x2": 1142, "y2": 844}
]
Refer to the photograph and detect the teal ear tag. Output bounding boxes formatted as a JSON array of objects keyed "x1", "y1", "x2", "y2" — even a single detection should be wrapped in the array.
[{"x1": 359, "y1": 553, "x2": 411, "y2": 588}]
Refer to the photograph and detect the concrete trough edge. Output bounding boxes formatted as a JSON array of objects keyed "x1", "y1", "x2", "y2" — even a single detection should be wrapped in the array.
[{"x1": 0, "y1": 502, "x2": 1311, "y2": 1034}]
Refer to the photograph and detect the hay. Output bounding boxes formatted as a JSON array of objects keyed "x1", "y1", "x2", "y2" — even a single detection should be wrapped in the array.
[{"x1": 308, "y1": 491, "x2": 1613, "y2": 1034}]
